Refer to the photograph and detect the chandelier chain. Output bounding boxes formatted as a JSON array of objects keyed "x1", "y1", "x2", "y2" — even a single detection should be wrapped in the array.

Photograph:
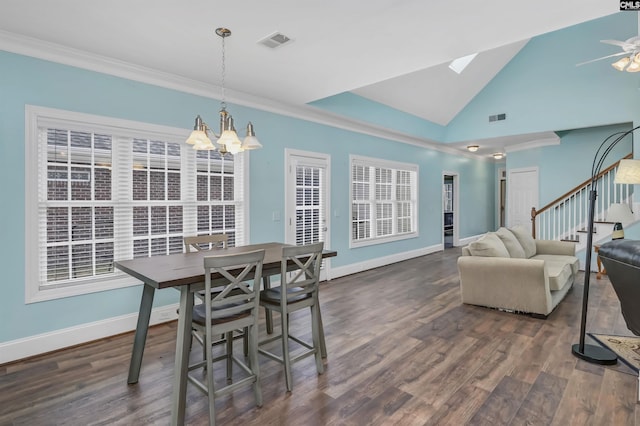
[{"x1": 221, "y1": 34, "x2": 226, "y2": 110}]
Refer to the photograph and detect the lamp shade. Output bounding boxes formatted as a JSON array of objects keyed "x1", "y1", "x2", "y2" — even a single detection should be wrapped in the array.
[
  {"x1": 628, "y1": 62, "x2": 640, "y2": 72},
  {"x1": 615, "y1": 159, "x2": 640, "y2": 184},
  {"x1": 241, "y1": 122, "x2": 262, "y2": 150},
  {"x1": 606, "y1": 203, "x2": 635, "y2": 224},
  {"x1": 186, "y1": 130, "x2": 209, "y2": 145},
  {"x1": 217, "y1": 130, "x2": 242, "y2": 147},
  {"x1": 187, "y1": 130, "x2": 215, "y2": 150},
  {"x1": 612, "y1": 56, "x2": 630, "y2": 71},
  {"x1": 242, "y1": 135, "x2": 262, "y2": 150}
]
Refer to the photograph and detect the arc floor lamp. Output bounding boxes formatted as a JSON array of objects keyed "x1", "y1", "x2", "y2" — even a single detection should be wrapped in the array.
[{"x1": 572, "y1": 125, "x2": 640, "y2": 364}]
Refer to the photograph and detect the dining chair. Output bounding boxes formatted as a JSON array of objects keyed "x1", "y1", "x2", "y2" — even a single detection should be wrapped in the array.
[
  {"x1": 184, "y1": 233, "x2": 228, "y2": 253},
  {"x1": 183, "y1": 233, "x2": 248, "y2": 358},
  {"x1": 258, "y1": 241, "x2": 325, "y2": 392},
  {"x1": 187, "y1": 249, "x2": 265, "y2": 425}
]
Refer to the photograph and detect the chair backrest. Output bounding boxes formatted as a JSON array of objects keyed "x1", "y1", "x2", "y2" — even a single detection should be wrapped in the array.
[
  {"x1": 203, "y1": 249, "x2": 265, "y2": 322},
  {"x1": 280, "y1": 242, "x2": 324, "y2": 304},
  {"x1": 184, "y1": 234, "x2": 228, "y2": 253}
]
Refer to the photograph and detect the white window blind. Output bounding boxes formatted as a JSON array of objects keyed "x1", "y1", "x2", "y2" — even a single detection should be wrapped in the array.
[
  {"x1": 443, "y1": 183, "x2": 453, "y2": 213},
  {"x1": 295, "y1": 165, "x2": 324, "y2": 246},
  {"x1": 25, "y1": 106, "x2": 248, "y2": 303},
  {"x1": 350, "y1": 155, "x2": 418, "y2": 247}
]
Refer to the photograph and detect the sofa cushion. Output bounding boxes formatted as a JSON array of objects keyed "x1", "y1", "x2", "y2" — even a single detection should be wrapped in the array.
[
  {"x1": 542, "y1": 259, "x2": 573, "y2": 291},
  {"x1": 509, "y1": 225, "x2": 537, "y2": 258},
  {"x1": 533, "y1": 254, "x2": 580, "y2": 275},
  {"x1": 496, "y1": 227, "x2": 526, "y2": 258},
  {"x1": 468, "y1": 233, "x2": 510, "y2": 258}
]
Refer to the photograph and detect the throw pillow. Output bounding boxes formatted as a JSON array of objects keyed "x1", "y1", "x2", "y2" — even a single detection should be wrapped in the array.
[
  {"x1": 468, "y1": 232, "x2": 510, "y2": 258},
  {"x1": 495, "y1": 227, "x2": 526, "y2": 258},
  {"x1": 509, "y1": 225, "x2": 536, "y2": 258}
]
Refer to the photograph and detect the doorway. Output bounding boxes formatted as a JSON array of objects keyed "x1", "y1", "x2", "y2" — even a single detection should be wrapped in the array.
[
  {"x1": 499, "y1": 168, "x2": 506, "y2": 227},
  {"x1": 442, "y1": 172, "x2": 459, "y2": 248},
  {"x1": 285, "y1": 149, "x2": 331, "y2": 278}
]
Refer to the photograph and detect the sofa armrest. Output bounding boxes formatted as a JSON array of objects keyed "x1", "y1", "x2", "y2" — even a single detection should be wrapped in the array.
[
  {"x1": 457, "y1": 256, "x2": 553, "y2": 315},
  {"x1": 535, "y1": 239, "x2": 576, "y2": 256}
]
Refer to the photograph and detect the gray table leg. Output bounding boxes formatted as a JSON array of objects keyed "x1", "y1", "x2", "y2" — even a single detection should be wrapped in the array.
[
  {"x1": 127, "y1": 283, "x2": 155, "y2": 384},
  {"x1": 171, "y1": 286, "x2": 194, "y2": 426},
  {"x1": 263, "y1": 275, "x2": 273, "y2": 334},
  {"x1": 317, "y1": 302, "x2": 327, "y2": 359}
]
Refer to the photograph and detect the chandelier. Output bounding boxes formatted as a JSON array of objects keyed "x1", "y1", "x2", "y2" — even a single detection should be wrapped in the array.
[{"x1": 186, "y1": 28, "x2": 262, "y2": 154}]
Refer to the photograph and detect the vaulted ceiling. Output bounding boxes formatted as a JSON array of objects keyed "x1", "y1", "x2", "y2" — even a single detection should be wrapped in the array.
[{"x1": 0, "y1": 1, "x2": 619, "y2": 150}]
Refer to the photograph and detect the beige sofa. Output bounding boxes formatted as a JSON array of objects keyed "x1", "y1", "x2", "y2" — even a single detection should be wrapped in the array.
[{"x1": 457, "y1": 226, "x2": 579, "y2": 318}]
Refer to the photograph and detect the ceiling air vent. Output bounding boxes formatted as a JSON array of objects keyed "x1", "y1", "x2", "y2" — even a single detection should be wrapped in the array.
[
  {"x1": 489, "y1": 113, "x2": 506, "y2": 122},
  {"x1": 258, "y1": 32, "x2": 293, "y2": 49}
]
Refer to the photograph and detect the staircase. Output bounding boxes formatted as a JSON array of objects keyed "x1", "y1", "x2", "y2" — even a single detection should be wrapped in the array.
[{"x1": 531, "y1": 153, "x2": 636, "y2": 269}]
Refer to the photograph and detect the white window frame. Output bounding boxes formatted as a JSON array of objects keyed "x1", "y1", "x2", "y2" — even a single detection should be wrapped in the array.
[
  {"x1": 349, "y1": 155, "x2": 418, "y2": 248},
  {"x1": 25, "y1": 105, "x2": 250, "y2": 303}
]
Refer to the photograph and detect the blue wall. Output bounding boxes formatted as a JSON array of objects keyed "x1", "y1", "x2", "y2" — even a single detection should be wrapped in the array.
[
  {"x1": 308, "y1": 13, "x2": 640, "y2": 146},
  {"x1": 0, "y1": 50, "x2": 494, "y2": 343},
  {"x1": 508, "y1": 123, "x2": 633, "y2": 206},
  {"x1": 446, "y1": 12, "x2": 640, "y2": 142},
  {"x1": 309, "y1": 92, "x2": 446, "y2": 142},
  {"x1": 5, "y1": 11, "x2": 637, "y2": 349}
]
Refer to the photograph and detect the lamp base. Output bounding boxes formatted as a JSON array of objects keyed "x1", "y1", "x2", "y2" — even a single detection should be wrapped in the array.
[{"x1": 571, "y1": 343, "x2": 617, "y2": 365}]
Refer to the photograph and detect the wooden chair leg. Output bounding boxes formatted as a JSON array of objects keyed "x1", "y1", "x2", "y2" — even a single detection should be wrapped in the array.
[
  {"x1": 311, "y1": 304, "x2": 324, "y2": 375},
  {"x1": 206, "y1": 327, "x2": 216, "y2": 426},
  {"x1": 281, "y1": 311, "x2": 293, "y2": 392},
  {"x1": 226, "y1": 331, "x2": 233, "y2": 383},
  {"x1": 317, "y1": 303, "x2": 327, "y2": 358},
  {"x1": 263, "y1": 276, "x2": 274, "y2": 334},
  {"x1": 243, "y1": 327, "x2": 249, "y2": 357},
  {"x1": 249, "y1": 323, "x2": 263, "y2": 407}
]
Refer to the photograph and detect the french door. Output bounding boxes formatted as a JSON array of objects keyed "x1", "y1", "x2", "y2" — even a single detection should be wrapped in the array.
[{"x1": 285, "y1": 149, "x2": 331, "y2": 278}]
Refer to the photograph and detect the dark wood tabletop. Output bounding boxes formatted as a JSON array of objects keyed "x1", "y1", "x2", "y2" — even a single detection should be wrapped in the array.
[{"x1": 114, "y1": 242, "x2": 337, "y2": 289}]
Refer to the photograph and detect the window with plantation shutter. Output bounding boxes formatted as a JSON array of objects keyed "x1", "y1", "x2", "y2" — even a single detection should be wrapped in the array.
[
  {"x1": 350, "y1": 155, "x2": 418, "y2": 247},
  {"x1": 25, "y1": 106, "x2": 248, "y2": 303},
  {"x1": 295, "y1": 165, "x2": 324, "y2": 246}
]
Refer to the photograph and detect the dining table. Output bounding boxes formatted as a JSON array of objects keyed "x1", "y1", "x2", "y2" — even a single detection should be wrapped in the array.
[{"x1": 114, "y1": 241, "x2": 337, "y2": 425}]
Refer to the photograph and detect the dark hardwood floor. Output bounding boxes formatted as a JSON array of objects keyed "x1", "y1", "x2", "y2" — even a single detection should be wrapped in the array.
[{"x1": 2, "y1": 247, "x2": 640, "y2": 425}]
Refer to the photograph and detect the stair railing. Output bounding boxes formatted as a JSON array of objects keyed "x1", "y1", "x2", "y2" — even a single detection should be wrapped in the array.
[{"x1": 531, "y1": 153, "x2": 633, "y2": 240}]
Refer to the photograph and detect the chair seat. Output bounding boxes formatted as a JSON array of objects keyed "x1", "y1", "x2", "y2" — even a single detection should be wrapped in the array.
[
  {"x1": 192, "y1": 303, "x2": 251, "y2": 326},
  {"x1": 260, "y1": 286, "x2": 311, "y2": 305}
]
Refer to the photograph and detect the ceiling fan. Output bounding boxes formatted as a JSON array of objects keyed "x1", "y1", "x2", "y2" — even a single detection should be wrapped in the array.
[
  {"x1": 577, "y1": 14, "x2": 640, "y2": 72},
  {"x1": 577, "y1": 37, "x2": 640, "y2": 72}
]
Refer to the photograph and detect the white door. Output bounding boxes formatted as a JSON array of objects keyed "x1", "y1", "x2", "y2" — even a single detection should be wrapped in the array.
[
  {"x1": 507, "y1": 167, "x2": 538, "y2": 228},
  {"x1": 285, "y1": 149, "x2": 331, "y2": 278}
]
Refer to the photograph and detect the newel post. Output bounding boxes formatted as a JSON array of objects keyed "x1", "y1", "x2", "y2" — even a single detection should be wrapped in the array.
[{"x1": 531, "y1": 207, "x2": 537, "y2": 238}]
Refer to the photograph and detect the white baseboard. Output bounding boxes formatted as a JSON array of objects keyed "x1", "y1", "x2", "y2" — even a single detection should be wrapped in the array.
[
  {"x1": 3, "y1": 243, "x2": 453, "y2": 364},
  {"x1": 458, "y1": 234, "x2": 484, "y2": 246},
  {"x1": 330, "y1": 243, "x2": 442, "y2": 279},
  {"x1": 0, "y1": 303, "x2": 178, "y2": 365}
]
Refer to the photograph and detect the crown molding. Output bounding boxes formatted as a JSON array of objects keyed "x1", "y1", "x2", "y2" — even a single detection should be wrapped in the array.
[
  {"x1": 0, "y1": 29, "x2": 480, "y2": 158},
  {"x1": 505, "y1": 136, "x2": 560, "y2": 153}
]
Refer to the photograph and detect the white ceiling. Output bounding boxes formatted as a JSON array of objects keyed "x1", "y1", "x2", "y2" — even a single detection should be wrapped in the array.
[{"x1": 0, "y1": 1, "x2": 619, "y2": 147}]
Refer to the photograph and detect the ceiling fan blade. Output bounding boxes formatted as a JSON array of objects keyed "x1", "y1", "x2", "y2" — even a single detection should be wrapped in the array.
[
  {"x1": 601, "y1": 39, "x2": 631, "y2": 48},
  {"x1": 576, "y1": 51, "x2": 629, "y2": 67}
]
